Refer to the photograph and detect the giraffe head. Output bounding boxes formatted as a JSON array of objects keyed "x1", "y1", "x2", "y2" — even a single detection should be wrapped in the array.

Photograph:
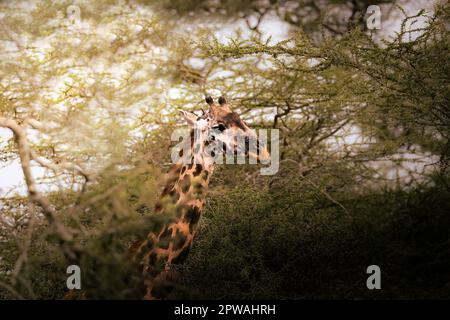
[{"x1": 179, "y1": 96, "x2": 270, "y2": 169}]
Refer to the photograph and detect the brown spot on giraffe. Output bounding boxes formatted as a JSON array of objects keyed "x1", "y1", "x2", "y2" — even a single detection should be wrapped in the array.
[{"x1": 180, "y1": 174, "x2": 191, "y2": 193}]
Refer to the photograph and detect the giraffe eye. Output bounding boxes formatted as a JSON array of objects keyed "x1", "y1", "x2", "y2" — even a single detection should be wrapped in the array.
[{"x1": 212, "y1": 123, "x2": 226, "y2": 132}]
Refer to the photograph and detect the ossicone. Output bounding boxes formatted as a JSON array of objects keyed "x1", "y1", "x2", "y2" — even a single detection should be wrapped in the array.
[
  {"x1": 218, "y1": 96, "x2": 227, "y2": 105},
  {"x1": 205, "y1": 96, "x2": 214, "y2": 105}
]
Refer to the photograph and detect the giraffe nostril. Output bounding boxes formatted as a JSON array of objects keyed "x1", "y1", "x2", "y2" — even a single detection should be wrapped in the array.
[{"x1": 211, "y1": 135, "x2": 215, "y2": 141}]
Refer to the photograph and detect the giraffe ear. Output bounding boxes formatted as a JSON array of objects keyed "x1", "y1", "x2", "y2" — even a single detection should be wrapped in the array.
[{"x1": 180, "y1": 110, "x2": 198, "y2": 125}]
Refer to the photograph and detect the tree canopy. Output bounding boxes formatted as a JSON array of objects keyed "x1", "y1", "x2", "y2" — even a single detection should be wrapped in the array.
[{"x1": 0, "y1": 0, "x2": 449, "y2": 299}]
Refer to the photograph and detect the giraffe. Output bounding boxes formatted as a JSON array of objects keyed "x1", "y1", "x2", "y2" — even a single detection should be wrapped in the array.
[{"x1": 131, "y1": 95, "x2": 270, "y2": 299}]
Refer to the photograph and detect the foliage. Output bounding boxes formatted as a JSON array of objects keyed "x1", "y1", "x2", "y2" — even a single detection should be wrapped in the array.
[
  {"x1": 0, "y1": 0, "x2": 449, "y2": 299},
  {"x1": 176, "y1": 174, "x2": 450, "y2": 299}
]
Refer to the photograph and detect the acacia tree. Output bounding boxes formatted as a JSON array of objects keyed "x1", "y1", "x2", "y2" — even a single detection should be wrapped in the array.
[
  {"x1": 155, "y1": 0, "x2": 448, "y2": 188},
  {"x1": 0, "y1": 0, "x2": 448, "y2": 299},
  {"x1": 0, "y1": 0, "x2": 183, "y2": 298}
]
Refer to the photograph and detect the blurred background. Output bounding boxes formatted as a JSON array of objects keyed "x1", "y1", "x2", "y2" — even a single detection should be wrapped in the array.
[{"x1": 0, "y1": 0, "x2": 449, "y2": 299}]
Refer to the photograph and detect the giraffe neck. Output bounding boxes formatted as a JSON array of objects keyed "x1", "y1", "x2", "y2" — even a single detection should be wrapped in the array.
[{"x1": 134, "y1": 141, "x2": 214, "y2": 299}]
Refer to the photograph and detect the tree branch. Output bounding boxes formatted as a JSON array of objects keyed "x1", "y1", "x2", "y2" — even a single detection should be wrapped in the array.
[{"x1": 0, "y1": 117, "x2": 73, "y2": 243}]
